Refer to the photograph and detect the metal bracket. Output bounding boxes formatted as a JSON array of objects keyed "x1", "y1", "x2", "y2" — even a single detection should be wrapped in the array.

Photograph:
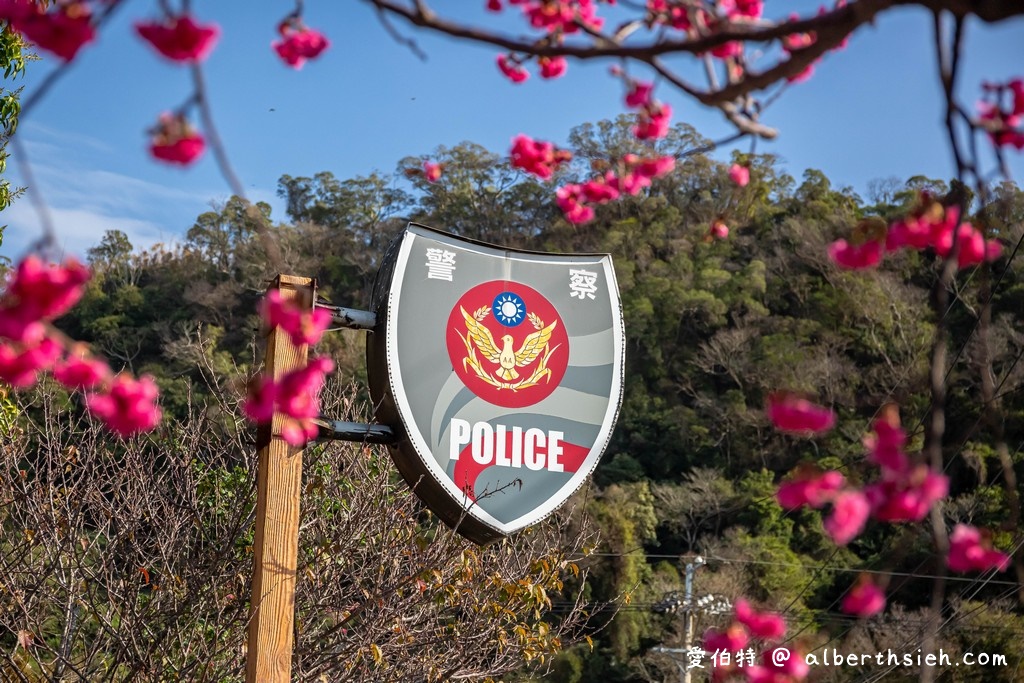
[
  {"x1": 314, "y1": 418, "x2": 397, "y2": 445},
  {"x1": 315, "y1": 303, "x2": 376, "y2": 330}
]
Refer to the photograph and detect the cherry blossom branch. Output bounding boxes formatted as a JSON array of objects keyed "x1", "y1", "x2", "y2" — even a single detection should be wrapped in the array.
[
  {"x1": 933, "y1": 5, "x2": 1024, "y2": 607},
  {"x1": 10, "y1": 136, "x2": 56, "y2": 256},
  {"x1": 188, "y1": 62, "x2": 285, "y2": 271},
  {"x1": 367, "y1": 0, "x2": 1024, "y2": 150},
  {"x1": 366, "y1": 1, "x2": 1024, "y2": 87},
  {"x1": 375, "y1": 3, "x2": 428, "y2": 61},
  {"x1": 189, "y1": 63, "x2": 244, "y2": 199},
  {"x1": 647, "y1": 57, "x2": 778, "y2": 139},
  {"x1": 918, "y1": 13, "x2": 962, "y2": 682},
  {"x1": 366, "y1": 0, "x2": 880, "y2": 59}
]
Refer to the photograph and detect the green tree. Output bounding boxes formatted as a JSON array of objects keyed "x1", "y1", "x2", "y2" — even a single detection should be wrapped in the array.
[{"x1": 0, "y1": 21, "x2": 26, "y2": 258}]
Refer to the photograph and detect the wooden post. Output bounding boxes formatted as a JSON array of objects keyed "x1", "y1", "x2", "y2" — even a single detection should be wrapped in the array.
[{"x1": 246, "y1": 274, "x2": 314, "y2": 683}]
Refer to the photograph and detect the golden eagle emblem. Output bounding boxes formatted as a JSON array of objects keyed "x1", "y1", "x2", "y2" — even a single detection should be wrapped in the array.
[{"x1": 456, "y1": 305, "x2": 560, "y2": 391}]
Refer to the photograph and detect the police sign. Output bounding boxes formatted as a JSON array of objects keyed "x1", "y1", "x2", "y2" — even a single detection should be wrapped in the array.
[{"x1": 368, "y1": 224, "x2": 624, "y2": 545}]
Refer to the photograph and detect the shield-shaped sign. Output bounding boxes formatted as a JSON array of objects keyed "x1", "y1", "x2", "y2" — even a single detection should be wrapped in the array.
[{"x1": 367, "y1": 223, "x2": 624, "y2": 545}]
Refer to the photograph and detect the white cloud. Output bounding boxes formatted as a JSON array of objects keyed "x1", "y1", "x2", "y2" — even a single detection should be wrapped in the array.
[
  {"x1": 21, "y1": 121, "x2": 114, "y2": 155},
  {"x1": 3, "y1": 201, "x2": 173, "y2": 260},
  {"x1": 2, "y1": 127, "x2": 211, "y2": 260},
  {"x1": 1, "y1": 123, "x2": 289, "y2": 262},
  {"x1": 28, "y1": 164, "x2": 201, "y2": 215}
]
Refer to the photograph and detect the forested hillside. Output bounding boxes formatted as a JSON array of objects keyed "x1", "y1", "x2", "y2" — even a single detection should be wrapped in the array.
[{"x1": 51, "y1": 116, "x2": 1024, "y2": 682}]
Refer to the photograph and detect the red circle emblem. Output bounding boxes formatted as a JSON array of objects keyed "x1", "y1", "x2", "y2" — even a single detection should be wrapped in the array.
[{"x1": 446, "y1": 281, "x2": 569, "y2": 408}]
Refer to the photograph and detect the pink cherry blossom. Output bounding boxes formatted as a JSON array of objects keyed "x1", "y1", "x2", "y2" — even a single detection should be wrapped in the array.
[
  {"x1": 13, "y1": 1, "x2": 95, "y2": 62},
  {"x1": 423, "y1": 161, "x2": 443, "y2": 183},
  {"x1": 244, "y1": 356, "x2": 334, "y2": 446},
  {"x1": 86, "y1": 374, "x2": 162, "y2": 437},
  {"x1": 625, "y1": 81, "x2": 653, "y2": 108},
  {"x1": 782, "y1": 15, "x2": 816, "y2": 52},
  {"x1": 976, "y1": 78, "x2": 1024, "y2": 150},
  {"x1": 581, "y1": 178, "x2": 620, "y2": 204},
  {"x1": 486, "y1": 0, "x2": 502, "y2": 11},
  {"x1": 150, "y1": 134, "x2": 205, "y2": 166},
  {"x1": 538, "y1": 55, "x2": 567, "y2": 79},
  {"x1": 864, "y1": 413, "x2": 909, "y2": 474},
  {"x1": 243, "y1": 376, "x2": 278, "y2": 422},
  {"x1": 0, "y1": 0, "x2": 38, "y2": 26},
  {"x1": 276, "y1": 357, "x2": 333, "y2": 421},
  {"x1": 0, "y1": 337, "x2": 61, "y2": 388},
  {"x1": 866, "y1": 465, "x2": 948, "y2": 523},
  {"x1": 824, "y1": 490, "x2": 871, "y2": 545},
  {"x1": 497, "y1": 54, "x2": 529, "y2": 83},
  {"x1": 827, "y1": 238, "x2": 883, "y2": 269},
  {"x1": 646, "y1": 0, "x2": 706, "y2": 31},
  {"x1": 53, "y1": 346, "x2": 111, "y2": 390},
  {"x1": 634, "y1": 155, "x2": 675, "y2": 179},
  {"x1": 886, "y1": 197, "x2": 950, "y2": 251},
  {"x1": 555, "y1": 184, "x2": 595, "y2": 225},
  {"x1": 766, "y1": 393, "x2": 835, "y2": 435},
  {"x1": 711, "y1": 40, "x2": 743, "y2": 59},
  {"x1": 509, "y1": 134, "x2": 572, "y2": 180},
  {"x1": 841, "y1": 575, "x2": 886, "y2": 617},
  {"x1": 7, "y1": 255, "x2": 90, "y2": 322},
  {"x1": 932, "y1": 222, "x2": 1002, "y2": 268},
  {"x1": 608, "y1": 172, "x2": 647, "y2": 197},
  {"x1": 276, "y1": 356, "x2": 334, "y2": 446},
  {"x1": 522, "y1": 0, "x2": 604, "y2": 33},
  {"x1": 729, "y1": 163, "x2": 750, "y2": 187},
  {"x1": 633, "y1": 103, "x2": 672, "y2": 140},
  {"x1": 149, "y1": 113, "x2": 205, "y2": 166},
  {"x1": 886, "y1": 216, "x2": 936, "y2": 251},
  {"x1": 0, "y1": 313, "x2": 43, "y2": 345},
  {"x1": 710, "y1": 220, "x2": 729, "y2": 240},
  {"x1": 262, "y1": 290, "x2": 334, "y2": 347},
  {"x1": 776, "y1": 469, "x2": 845, "y2": 510},
  {"x1": 947, "y1": 524, "x2": 1011, "y2": 573},
  {"x1": 281, "y1": 418, "x2": 320, "y2": 446},
  {"x1": 703, "y1": 623, "x2": 749, "y2": 654},
  {"x1": 1009, "y1": 78, "x2": 1024, "y2": 116},
  {"x1": 760, "y1": 647, "x2": 810, "y2": 680},
  {"x1": 273, "y1": 23, "x2": 329, "y2": 69},
  {"x1": 135, "y1": 14, "x2": 219, "y2": 63},
  {"x1": 884, "y1": 196, "x2": 999, "y2": 270},
  {"x1": 734, "y1": 599, "x2": 786, "y2": 641},
  {"x1": 723, "y1": 0, "x2": 764, "y2": 19}
]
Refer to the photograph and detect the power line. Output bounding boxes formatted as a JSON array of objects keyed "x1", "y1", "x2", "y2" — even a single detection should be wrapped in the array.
[{"x1": 576, "y1": 552, "x2": 1020, "y2": 587}]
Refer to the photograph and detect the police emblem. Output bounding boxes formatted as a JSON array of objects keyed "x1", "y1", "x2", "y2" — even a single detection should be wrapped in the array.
[
  {"x1": 368, "y1": 224, "x2": 624, "y2": 545},
  {"x1": 446, "y1": 281, "x2": 569, "y2": 408}
]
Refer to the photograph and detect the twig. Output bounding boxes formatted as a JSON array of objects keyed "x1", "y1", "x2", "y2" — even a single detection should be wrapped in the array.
[
  {"x1": 919, "y1": 14, "x2": 966, "y2": 682},
  {"x1": 375, "y1": 4, "x2": 429, "y2": 61},
  {"x1": 10, "y1": 135, "x2": 56, "y2": 256},
  {"x1": 189, "y1": 62, "x2": 284, "y2": 271}
]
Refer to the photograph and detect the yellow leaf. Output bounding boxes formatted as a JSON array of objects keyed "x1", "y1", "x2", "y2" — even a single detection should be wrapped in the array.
[{"x1": 370, "y1": 643, "x2": 383, "y2": 666}]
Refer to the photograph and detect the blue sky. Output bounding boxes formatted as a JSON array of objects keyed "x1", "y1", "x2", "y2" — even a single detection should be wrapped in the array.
[{"x1": 2, "y1": 2, "x2": 1022, "y2": 260}]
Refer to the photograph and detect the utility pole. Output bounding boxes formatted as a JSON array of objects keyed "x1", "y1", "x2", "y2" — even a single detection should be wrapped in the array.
[
  {"x1": 680, "y1": 556, "x2": 704, "y2": 683},
  {"x1": 651, "y1": 556, "x2": 705, "y2": 683}
]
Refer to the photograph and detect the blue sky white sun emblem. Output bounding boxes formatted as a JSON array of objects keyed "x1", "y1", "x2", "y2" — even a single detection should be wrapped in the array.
[{"x1": 492, "y1": 292, "x2": 526, "y2": 327}]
